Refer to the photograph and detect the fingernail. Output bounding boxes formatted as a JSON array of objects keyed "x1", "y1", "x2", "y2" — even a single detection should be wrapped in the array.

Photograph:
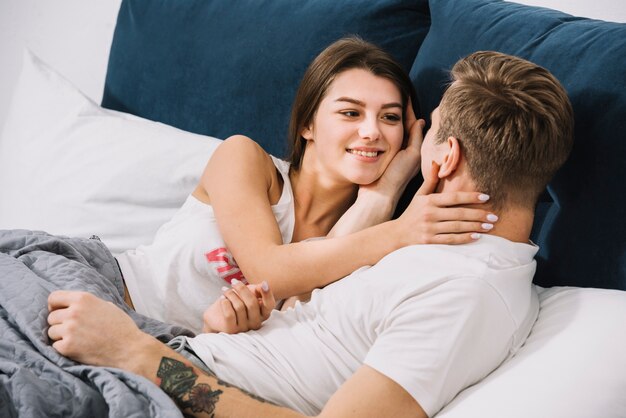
[
  {"x1": 478, "y1": 194, "x2": 490, "y2": 201},
  {"x1": 231, "y1": 279, "x2": 240, "y2": 286},
  {"x1": 221, "y1": 286, "x2": 229, "y2": 292},
  {"x1": 481, "y1": 223, "x2": 494, "y2": 230},
  {"x1": 261, "y1": 281, "x2": 269, "y2": 292},
  {"x1": 471, "y1": 233, "x2": 482, "y2": 240},
  {"x1": 486, "y1": 214, "x2": 498, "y2": 222}
]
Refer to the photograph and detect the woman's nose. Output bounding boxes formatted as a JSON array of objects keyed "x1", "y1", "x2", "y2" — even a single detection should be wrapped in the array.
[{"x1": 357, "y1": 117, "x2": 381, "y2": 141}]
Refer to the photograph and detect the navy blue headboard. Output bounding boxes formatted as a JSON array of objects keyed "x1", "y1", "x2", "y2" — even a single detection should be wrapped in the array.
[
  {"x1": 101, "y1": 0, "x2": 430, "y2": 158},
  {"x1": 102, "y1": 0, "x2": 626, "y2": 290}
]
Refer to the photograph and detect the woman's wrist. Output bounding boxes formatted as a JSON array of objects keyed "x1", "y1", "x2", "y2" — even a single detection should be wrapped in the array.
[
  {"x1": 383, "y1": 218, "x2": 408, "y2": 251},
  {"x1": 328, "y1": 190, "x2": 395, "y2": 238},
  {"x1": 355, "y1": 188, "x2": 398, "y2": 218},
  {"x1": 357, "y1": 185, "x2": 397, "y2": 205}
]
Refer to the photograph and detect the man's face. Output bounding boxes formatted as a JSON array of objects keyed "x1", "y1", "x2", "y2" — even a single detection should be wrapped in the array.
[{"x1": 420, "y1": 106, "x2": 444, "y2": 181}]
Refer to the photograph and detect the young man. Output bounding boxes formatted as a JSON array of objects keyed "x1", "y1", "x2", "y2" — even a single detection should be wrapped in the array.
[{"x1": 46, "y1": 51, "x2": 573, "y2": 418}]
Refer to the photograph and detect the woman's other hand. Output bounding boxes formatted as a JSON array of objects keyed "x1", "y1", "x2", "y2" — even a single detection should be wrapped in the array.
[{"x1": 202, "y1": 279, "x2": 276, "y2": 334}]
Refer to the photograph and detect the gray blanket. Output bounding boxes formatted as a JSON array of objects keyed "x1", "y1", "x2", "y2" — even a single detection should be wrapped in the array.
[{"x1": 0, "y1": 229, "x2": 194, "y2": 417}]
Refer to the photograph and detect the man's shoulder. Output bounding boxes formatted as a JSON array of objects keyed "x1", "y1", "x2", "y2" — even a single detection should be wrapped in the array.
[{"x1": 372, "y1": 243, "x2": 489, "y2": 279}]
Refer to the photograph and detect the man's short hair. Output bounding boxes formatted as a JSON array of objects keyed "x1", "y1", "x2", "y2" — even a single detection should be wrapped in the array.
[{"x1": 437, "y1": 51, "x2": 574, "y2": 210}]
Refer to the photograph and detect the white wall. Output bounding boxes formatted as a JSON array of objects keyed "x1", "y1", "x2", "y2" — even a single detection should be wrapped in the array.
[
  {"x1": 0, "y1": 0, "x2": 122, "y2": 128},
  {"x1": 0, "y1": 0, "x2": 624, "y2": 130},
  {"x1": 515, "y1": 0, "x2": 626, "y2": 21}
]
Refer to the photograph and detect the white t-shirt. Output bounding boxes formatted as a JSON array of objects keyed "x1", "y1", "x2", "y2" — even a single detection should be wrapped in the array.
[
  {"x1": 117, "y1": 156, "x2": 295, "y2": 333},
  {"x1": 186, "y1": 235, "x2": 539, "y2": 417}
]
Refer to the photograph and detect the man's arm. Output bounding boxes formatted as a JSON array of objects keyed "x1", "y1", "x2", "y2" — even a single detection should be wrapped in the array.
[
  {"x1": 126, "y1": 343, "x2": 302, "y2": 417},
  {"x1": 47, "y1": 290, "x2": 301, "y2": 417},
  {"x1": 47, "y1": 291, "x2": 427, "y2": 418},
  {"x1": 319, "y1": 365, "x2": 427, "y2": 418},
  {"x1": 147, "y1": 354, "x2": 426, "y2": 418}
]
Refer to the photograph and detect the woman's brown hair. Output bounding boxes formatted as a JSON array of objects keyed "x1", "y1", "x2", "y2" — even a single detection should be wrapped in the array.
[{"x1": 286, "y1": 36, "x2": 416, "y2": 170}]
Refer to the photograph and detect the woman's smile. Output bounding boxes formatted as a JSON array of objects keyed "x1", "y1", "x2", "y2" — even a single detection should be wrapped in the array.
[{"x1": 346, "y1": 147, "x2": 385, "y2": 161}]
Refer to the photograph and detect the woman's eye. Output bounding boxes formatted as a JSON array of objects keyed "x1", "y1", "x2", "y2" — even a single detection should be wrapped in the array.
[
  {"x1": 340, "y1": 110, "x2": 359, "y2": 117},
  {"x1": 383, "y1": 113, "x2": 401, "y2": 122}
]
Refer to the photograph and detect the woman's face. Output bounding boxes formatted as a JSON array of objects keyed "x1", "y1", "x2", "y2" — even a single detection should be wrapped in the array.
[{"x1": 301, "y1": 68, "x2": 404, "y2": 186}]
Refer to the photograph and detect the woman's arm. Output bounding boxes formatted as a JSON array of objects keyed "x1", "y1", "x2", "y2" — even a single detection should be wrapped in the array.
[
  {"x1": 202, "y1": 135, "x2": 417, "y2": 299},
  {"x1": 200, "y1": 134, "x2": 404, "y2": 299},
  {"x1": 200, "y1": 136, "x2": 494, "y2": 300}
]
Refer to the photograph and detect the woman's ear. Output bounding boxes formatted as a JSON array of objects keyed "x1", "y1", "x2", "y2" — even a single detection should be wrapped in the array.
[
  {"x1": 438, "y1": 136, "x2": 461, "y2": 178},
  {"x1": 301, "y1": 125, "x2": 314, "y2": 140}
]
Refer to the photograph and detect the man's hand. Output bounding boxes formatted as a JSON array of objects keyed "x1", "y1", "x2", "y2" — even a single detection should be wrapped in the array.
[
  {"x1": 202, "y1": 279, "x2": 275, "y2": 334},
  {"x1": 47, "y1": 292, "x2": 299, "y2": 418},
  {"x1": 47, "y1": 290, "x2": 152, "y2": 370}
]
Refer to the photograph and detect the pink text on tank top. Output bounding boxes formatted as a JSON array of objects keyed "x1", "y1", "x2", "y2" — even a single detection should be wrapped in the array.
[{"x1": 205, "y1": 247, "x2": 248, "y2": 285}]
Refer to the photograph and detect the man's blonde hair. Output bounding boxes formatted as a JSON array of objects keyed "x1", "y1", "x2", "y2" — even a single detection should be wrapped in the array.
[{"x1": 437, "y1": 51, "x2": 574, "y2": 210}]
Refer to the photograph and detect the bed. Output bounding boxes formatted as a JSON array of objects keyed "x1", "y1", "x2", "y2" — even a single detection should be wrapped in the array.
[{"x1": 0, "y1": 0, "x2": 625, "y2": 416}]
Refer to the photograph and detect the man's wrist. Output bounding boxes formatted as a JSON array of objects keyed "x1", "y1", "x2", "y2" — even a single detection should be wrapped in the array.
[{"x1": 118, "y1": 333, "x2": 166, "y2": 378}]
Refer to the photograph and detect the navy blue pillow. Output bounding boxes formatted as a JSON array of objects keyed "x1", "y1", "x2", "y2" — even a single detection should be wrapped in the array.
[
  {"x1": 102, "y1": 0, "x2": 430, "y2": 158},
  {"x1": 411, "y1": 0, "x2": 626, "y2": 290}
]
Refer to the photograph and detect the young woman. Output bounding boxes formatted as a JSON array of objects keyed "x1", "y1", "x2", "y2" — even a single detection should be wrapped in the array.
[{"x1": 116, "y1": 37, "x2": 497, "y2": 333}]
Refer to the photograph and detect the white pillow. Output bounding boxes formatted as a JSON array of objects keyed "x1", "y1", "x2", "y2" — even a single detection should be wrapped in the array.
[
  {"x1": 436, "y1": 286, "x2": 626, "y2": 417},
  {"x1": 0, "y1": 50, "x2": 222, "y2": 254}
]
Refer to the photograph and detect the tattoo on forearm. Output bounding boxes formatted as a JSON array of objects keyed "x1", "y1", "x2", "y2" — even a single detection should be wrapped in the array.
[{"x1": 157, "y1": 357, "x2": 223, "y2": 415}]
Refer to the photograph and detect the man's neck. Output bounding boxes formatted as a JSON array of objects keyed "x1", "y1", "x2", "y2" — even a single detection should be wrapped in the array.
[
  {"x1": 436, "y1": 175, "x2": 534, "y2": 244},
  {"x1": 487, "y1": 205, "x2": 534, "y2": 244}
]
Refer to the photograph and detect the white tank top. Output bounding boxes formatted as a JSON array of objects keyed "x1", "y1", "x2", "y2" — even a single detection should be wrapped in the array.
[{"x1": 117, "y1": 156, "x2": 295, "y2": 333}]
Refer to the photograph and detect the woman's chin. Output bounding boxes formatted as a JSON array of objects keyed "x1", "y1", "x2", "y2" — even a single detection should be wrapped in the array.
[{"x1": 346, "y1": 172, "x2": 383, "y2": 186}]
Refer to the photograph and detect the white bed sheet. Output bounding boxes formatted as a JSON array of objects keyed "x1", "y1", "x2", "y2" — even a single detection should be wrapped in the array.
[{"x1": 437, "y1": 285, "x2": 626, "y2": 417}]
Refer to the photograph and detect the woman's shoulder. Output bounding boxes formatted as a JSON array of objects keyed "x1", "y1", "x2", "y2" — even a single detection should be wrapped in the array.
[
  {"x1": 210, "y1": 135, "x2": 279, "y2": 181},
  {"x1": 221, "y1": 134, "x2": 265, "y2": 154}
]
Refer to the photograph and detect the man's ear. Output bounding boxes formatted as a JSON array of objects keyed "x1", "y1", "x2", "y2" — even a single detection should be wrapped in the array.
[{"x1": 438, "y1": 136, "x2": 461, "y2": 178}]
